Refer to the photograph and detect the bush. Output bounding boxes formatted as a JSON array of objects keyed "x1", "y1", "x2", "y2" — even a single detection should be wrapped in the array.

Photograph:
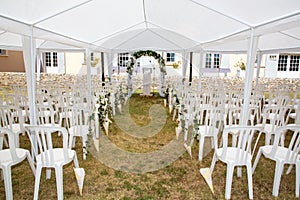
[{"x1": 172, "y1": 63, "x2": 179, "y2": 69}]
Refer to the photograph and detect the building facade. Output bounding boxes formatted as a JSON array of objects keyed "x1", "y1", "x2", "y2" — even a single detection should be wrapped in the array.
[
  {"x1": 0, "y1": 50, "x2": 25, "y2": 72},
  {"x1": 1, "y1": 49, "x2": 299, "y2": 79},
  {"x1": 265, "y1": 53, "x2": 300, "y2": 78}
]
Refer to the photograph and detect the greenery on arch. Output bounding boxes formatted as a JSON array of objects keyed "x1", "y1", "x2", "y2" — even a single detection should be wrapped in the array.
[{"x1": 126, "y1": 50, "x2": 166, "y2": 75}]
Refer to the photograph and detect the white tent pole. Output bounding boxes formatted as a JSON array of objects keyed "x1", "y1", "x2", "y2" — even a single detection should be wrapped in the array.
[
  {"x1": 23, "y1": 26, "x2": 37, "y2": 125},
  {"x1": 198, "y1": 50, "x2": 203, "y2": 91},
  {"x1": 241, "y1": 29, "x2": 259, "y2": 125},
  {"x1": 101, "y1": 52, "x2": 105, "y2": 82},
  {"x1": 189, "y1": 52, "x2": 193, "y2": 83},
  {"x1": 182, "y1": 51, "x2": 188, "y2": 82},
  {"x1": 85, "y1": 49, "x2": 92, "y2": 111},
  {"x1": 36, "y1": 49, "x2": 41, "y2": 82},
  {"x1": 255, "y1": 51, "x2": 262, "y2": 86},
  {"x1": 107, "y1": 51, "x2": 114, "y2": 79}
]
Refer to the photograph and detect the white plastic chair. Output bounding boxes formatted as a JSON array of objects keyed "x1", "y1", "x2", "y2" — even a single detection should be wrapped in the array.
[
  {"x1": 224, "y1": 107, "x2": 242, "y2": 147},
  {"x1": 210, "y1": 126, "x2": 263, "y2": 199},
  {"x1": 0, "y1": 105, "x2": 28, "y2": 148},
  {"x1": 255, "y1": 105, "x2": 291, "y2": 145},
  {"x1": 68, "y1": 106, "x2": 90, "y2": 160},
  {"x1": 54, "y1": 94, "x2": 73, "y2": 127},
  {"x1": 252, "y1": 125, "x2": 300, "y2": 197},
  {"x1": 0, "y1": 127, "x2": 35, "y2": 200},
  {"x1": 36, "y1": 104, "x2": 60, "y2": 127},
  {"x1": 196, "y1": 106, "x2": 224, "y2": 161},
  {"x1": 288, "y1": 100, "x2": 300, "y2": 124},
  {"x1": 26, "y1": 125, "x2": 80, "y2": 200}
]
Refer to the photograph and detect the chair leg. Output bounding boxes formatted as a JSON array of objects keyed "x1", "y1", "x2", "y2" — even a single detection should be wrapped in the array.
[
  {"x1": 3, "y1": 166, "x2": 13, "y2": 200},
  {"x1": 252, "y1": 148, "x2": 262, "y2": 173},
  {"x1": 246, "y1": 163, "x2": 253, "y2": 199},
  {"x1": 237, "y1": 167, "x2": 242, "y2": 177},
  {"x1": 0, "y1": 135, "x2": 4, "y2": 150},
  {"x1": 232, "y1": 135, "x2": 238, "y2": 147},
  {"x1": 72, "y1": 137, "x2": 76, "y2": 148},
  {"x1": 58, "y1": 116, "x2": 63, "y2": 127},
  {"x1": 55, "y1": 166, "x2": 64, "y2": 200},
  {"x1": 184, "y1": 123, "x2": 188, "y2": 141},
  {"x1": 198, "y1": 135, "x2": 205, "y2": 161},
  {"x1": 82, "y1": 136, "x2": 87, "y2": 160},
  {"x1": 286, "y1": 164, "x2": 293, "y2": 175},
  {"x1": 68, "y1": 134, "x2": 74, "y2": 149},
  {"x1": 73, "y1": 151, "x2": 80, "y2": 168},
  {"x1": 265, "y1": 133, "x2": 271, "y2": 145},
  {"x1": 14, "y1": 132, "x2": 20, "y2": 148},
  {"x1": 34, "y1": 166, "x2": 42, "y2": 200},
  {"x1": 296, "y1": 161, "x2": 299, "y2": 197},
  {"x1": 225, "y1": 164, "x2": 235, "y2": 200},
  {"x1": 210, "y1": 153, "x2": 217, "y2": 174},
  {"x1": 46, "y1": 168, "x2": 51, "y2": 179},
  {"x1": 272, "y1": 162, "x2": 284, "y2": 197},
  {"x1": 172, "y1": 109, "x2": 177, "y2": 121},
  {"x1": 26, "y1": 152, "x2": 36, "y2": 176}
]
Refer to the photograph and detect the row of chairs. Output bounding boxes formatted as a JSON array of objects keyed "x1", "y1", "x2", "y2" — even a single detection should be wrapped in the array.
[
  {"x1": 0, "y1": 83, "x2": 100, "y2": 199},
  {"x1": 166, "y1": 79, "x2": 300, "y2": 199},
  {"x1": 0, "y1": 78, "x2": 127, "y2": 199},
  {"x1": 210, "y1": 125, "x2": 300, "y2": 199},
  {"x1": 0, "y1": 126, "x2": 80, "y2": 200}
]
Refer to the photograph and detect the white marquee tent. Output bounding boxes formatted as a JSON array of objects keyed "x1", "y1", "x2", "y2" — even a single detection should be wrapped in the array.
[
  {"x1": 0, "y1": 0, "x2": 300, "y2": 125},
  {"x1": 0, "y1": 0, "x2": 299, "y2": 53}
]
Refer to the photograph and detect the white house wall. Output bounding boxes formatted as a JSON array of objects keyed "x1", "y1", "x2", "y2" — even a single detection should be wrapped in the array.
[
  {"x1": 265, "y1": 54, "x2": 300, "y2": 78},
  {"x1": 58, "y1": 53, "x2": 65, "y2": 73},
  {"x1": 58, "y1": 52, "x2": 298, "y2": 79},
  {"x1": 227, "y1": 54, "x2": 265, "y2": 78},
  {"x1": 65, "y1": 52, "x2": 101, "y2": 75},
  {"x1": 46, "y1": 52, "x2": 65, "y2": 74},
  {"x1": 265, "y1": 54, "x2": 278, "y2": 78},
  {"x1": 65, "y1": 52, "x2": 84, "y2": 74}
]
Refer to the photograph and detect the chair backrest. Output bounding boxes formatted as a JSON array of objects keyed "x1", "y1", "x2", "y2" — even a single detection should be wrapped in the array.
[
  {"x1": 14, "y1": 94, "x2": 28, "y2": 108},
  {"x1": 270, "y1": 125, "x2": 300, "y2": 163},
  {"x1": 219, "y1": 126, "x2": 263, "y2": 164},
  {"x1": 0, "y1": 105, "x2": 25, "y2": 131},
  {"x1": 69, "y1": 106, "x2": 89, "y2": 128},
  {"x1": 225, "y1": 107, "x2": 241, "y2": 127},
  {"x1": 54, "y1": 93, "x2": 73, "y2": 111},
  {"x1": 26, "y1": 126, "x2": 70, "y2": 165},
  {"x1": 261, "y1": 105, "x2": 291, "y2": 127},
  {"x1": 0, "y1": 127, "x2": 17, "y2": 160},
  {"x1": 198, "y1": 106, "x2": 224, "y2": 135},
  {"x1": 181, "y1": 91, "x2": 198, "y2": 123},
  {"x1": 36, "y1": 104, "x2": 56, "y2": 126},
  {"x1": 208, "y1": 91, "x2": 226, "y2": 108},
  {"x1": 269, "y1": 95, "x2": 290, "y2": 107}
]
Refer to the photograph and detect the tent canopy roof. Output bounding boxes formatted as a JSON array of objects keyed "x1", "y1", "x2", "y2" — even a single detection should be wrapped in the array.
[{"x1": 0, "y1": 0, "x2": 300, "y2": 53}]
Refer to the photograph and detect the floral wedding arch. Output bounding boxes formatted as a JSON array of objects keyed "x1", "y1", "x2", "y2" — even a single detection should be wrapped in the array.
[{"x1": 126, "y1": 50, "x2": 166, "y2": 97}]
